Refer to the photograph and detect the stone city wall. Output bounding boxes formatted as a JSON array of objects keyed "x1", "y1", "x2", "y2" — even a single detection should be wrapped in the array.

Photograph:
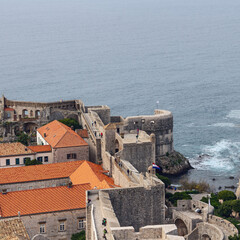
[
  {"x1": 208, "y1": 214, "x2": 238, "y2": 237},
  {"x1": 106, "y1": 184, "x2": 165, "y2": 231},
  {"x1": 193, "y1": 222, "x2": 224, "y2": 240},
  {"x1": 85, "y1": 106, "x2": 110, "y2": 125}
]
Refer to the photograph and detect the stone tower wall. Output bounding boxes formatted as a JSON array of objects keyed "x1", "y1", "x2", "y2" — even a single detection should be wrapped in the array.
[{"x1": 123, "y1": 110, "x2": 173, "y2": 158}]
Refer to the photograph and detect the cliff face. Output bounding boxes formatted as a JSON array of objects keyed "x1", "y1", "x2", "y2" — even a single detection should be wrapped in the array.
[{"x1": 156, "y1": 151, "x2": 193, "y2": 175}]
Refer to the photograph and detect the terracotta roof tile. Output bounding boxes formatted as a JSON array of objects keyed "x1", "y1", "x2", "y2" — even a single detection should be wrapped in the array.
[
  {"x1": 0, "y1": 142, "x2": 34, "y2": 157},
  {"x1": 76, "y1": 129, "x2": 89, "y2": 138},
  {"x1": 0, "y1": 184, "x2": 90, "y2": 217},
  {"x1": 0, "y1": 161, "x2": 84, "y2": 185},
  {"x1": 27, "y1": 145, "x2": 52, "y2": 153},
  {"x1": 38, "y1": 120, "x2": 88, "y2": 148},
  {"x1": 4, "y1": 108, "x2": 14, "y2": 111},
  {"x1": 70, "y1": 160, "x2": 118, "y2": 189}
]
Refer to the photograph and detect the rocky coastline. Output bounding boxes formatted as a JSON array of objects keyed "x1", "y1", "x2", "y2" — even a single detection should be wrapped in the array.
[{"x1": 156, "y1": 150, "x2": 193, "y2": 176}]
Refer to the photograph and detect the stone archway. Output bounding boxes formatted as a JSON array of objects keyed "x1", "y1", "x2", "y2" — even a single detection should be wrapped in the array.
[
  {"x1": 31, "y1": 234, "x2": 49, "y2": 240},
  {"x1": 202, "y1": 234, "x2": 211, "y2": 240},
  {"x1": 67, "y1": 113, "x2": 78, "y2": 121},
  {"x1": 23, "y1": 122, "x2": 38, "y2": 133},
  {"x1": 35, "y1": 110, "x2": 41, "y2": 118},
  {"x1": 175, "y1": 218, "x2": 188, "y2": 236},
  {"x1": 22, "y1": 109, "x2": 28, "y2": 118}
]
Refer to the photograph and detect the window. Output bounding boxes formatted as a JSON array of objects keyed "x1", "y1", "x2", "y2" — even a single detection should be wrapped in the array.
[
  {"x1": 67, "y1": 153, "x2": 76, "y2": 159},
  {"x1": 44, "y1": 156, "x2": 48, "y2": 162},
  {"x1": 15, "y1": 158, "x2": 20, "y2": 165},
  {"x1": 6, "y1": 159, "x2": 10, "y2": 166},
  {"x1": 37, "y1": 157, "x2": 43, "y2": 163},
  {"x1": 40, "y1": 224, "x2": 45, "y2": 234},
  {"x1": 59, "y1": 221, "x2": 65, "y2": 231},
  {"x1": 78, "y1": 219, "x2": 85, "y2": 229}
]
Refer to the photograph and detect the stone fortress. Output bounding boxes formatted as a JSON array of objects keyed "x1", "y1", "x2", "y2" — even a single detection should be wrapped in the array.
[{"x1": 0, "y1": 95, "x2": 238, "y2": 240}]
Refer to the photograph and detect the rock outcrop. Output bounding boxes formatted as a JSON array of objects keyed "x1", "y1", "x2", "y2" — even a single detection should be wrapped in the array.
[{"x1": 156, "y1": 151, "x2": 193, "y2": 175}]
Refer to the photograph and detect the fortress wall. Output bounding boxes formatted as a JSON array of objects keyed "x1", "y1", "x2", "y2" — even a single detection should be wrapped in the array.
[
  {"x1": 119, "y1": 142, "x2": 153, "y2": 173},
  {"x1": 86, "y1": 106, "x2": 110, "y2": 125},
  {"x1": 194, "y1": 222, "x2": 224, "y2": 240},
  {"x1": 106, "y1": 184, "x2": 165, "y2": 231},
  {"x1": 208, "y1": 215, "x2": 238, "y2": 237},
  {"x1": 124, "y1": 110, "x2": 173, "y2": 156}
]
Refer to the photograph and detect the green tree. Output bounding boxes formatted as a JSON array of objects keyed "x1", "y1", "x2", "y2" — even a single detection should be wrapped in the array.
[
  {"x1": 17, "y1": 132, "x2": 29, "y2": 146},
  {"x1": 25, "y1": 159, "x2": 42, "y2": 166},
  {"x1": 169, "y1": 192, "x2": 192, "y2": 206},
  {"x1": 218, "y1": 201, "x2": 234, "y2": 218},
  {"x1": 71, "y1": 230, "x2": 85, "y2": 240},
  {"x1": 201, "y1": 193, "x2": 220, "y2": 209},
  {"x1": 156, "y1": 173, "x2": 171, "y2": 188},
  {"x1": 218, "y1": 190, "x2": 236, "y2": 201},
  {"x1": 232, "y1": 200, "x2": 240, "y2": 213},
  {"x1": 59, "y1": 118, "x2": 82, "y2": 130}
]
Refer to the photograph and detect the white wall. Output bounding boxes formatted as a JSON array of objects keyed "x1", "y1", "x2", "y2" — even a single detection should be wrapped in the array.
[
  {"x1": 37, "y1": 131, "x2": 49, "y2": 145},
  {"x1": 0, "y1": 154, "x2": 35, "y2": 167}
]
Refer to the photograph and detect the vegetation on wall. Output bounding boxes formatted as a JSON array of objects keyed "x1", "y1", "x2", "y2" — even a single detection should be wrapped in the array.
[
  {"x1": 156, "y1": 173, "x2": 171, "y2": 188},
  {"x1": 167, "y1": 192, "x2": 192, "y2": 206},
  {"x1": 71, "y1": 230, "x2": 85, "y2": 240},
  {"x1": 25, "y1": 159, "x2": 42, "y2": 166},
  {"x1": 17, "y1": 132, "x2": 30, "y2": 146},
  {"x1": 58, "y1": 118, "x2": 82, "y2": 130}
]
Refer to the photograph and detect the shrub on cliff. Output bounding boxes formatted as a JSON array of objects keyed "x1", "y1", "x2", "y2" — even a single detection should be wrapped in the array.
[
  {"x1": 218, "y1": 190, "x2": 236, "y2": 201},
  {"x1": 156, "y1": 174, "x2": 171, "y2": 188},
  {"x1": 59, "y1": 118, "x2": 82, "y2": 130}
]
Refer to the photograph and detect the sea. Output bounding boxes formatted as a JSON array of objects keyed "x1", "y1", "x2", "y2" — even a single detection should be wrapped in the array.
[{"x1": 1, "y1": 0, "x2": 240, "y2": 191}]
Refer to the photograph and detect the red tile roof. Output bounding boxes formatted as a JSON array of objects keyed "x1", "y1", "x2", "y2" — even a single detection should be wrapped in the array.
[
  {"x1": 0, "y1": 161, "x2": 84, "y2": 185},
  {"x1": 38, "y1": 120, "x2": 88, "y2": 148},
  {"x1": 28, "y1": 145, "x2": 52, "y2": 153},
  {"x1": 76, "y1": 129, "x2": 89, "y2": 138},
  {"x1": 0, "y1": 142, "x2": 34, "y2": 157},
  {"x1": 70, "y1": 160, "x2": 118, "y2": 189},
  {"x1": 4, "y1": 108, "x2": 14, "y2": 112},
  {"x1": 0, "y1": 184, "x2": 90, "y2": 217}
]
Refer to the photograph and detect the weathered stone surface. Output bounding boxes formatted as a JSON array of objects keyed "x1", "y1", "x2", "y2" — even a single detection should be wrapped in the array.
[{"x1": 156, "y1": 151, "x2": 193, "y2": 175}]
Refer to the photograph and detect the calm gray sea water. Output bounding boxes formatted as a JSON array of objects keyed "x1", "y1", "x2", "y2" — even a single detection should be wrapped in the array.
[{"x1": 1, "y1": 0, "x2": 240, "y2": 190}]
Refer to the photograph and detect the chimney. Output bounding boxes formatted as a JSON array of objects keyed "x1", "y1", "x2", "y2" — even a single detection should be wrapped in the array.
[
  {"x1": 68, "y1": 181, "x2": 72, "y2": 188},
  {"x1": 2, "y1": 189, "x2": 7, "y2": 194},
  {"x1": 18, "y1": 211, "x2": 21, "y2": 217}
]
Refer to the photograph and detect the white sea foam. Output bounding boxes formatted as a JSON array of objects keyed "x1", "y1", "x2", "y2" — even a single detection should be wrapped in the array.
[
  {"x1": 227, "y1": 110, "x2": 240, "y2": 119},
  {"x1": 212, "y1": 123, "x2": 235, "y2": 128},
  {"x1": 190, "y1": 140, "x2": 240, "y2": 172}
]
